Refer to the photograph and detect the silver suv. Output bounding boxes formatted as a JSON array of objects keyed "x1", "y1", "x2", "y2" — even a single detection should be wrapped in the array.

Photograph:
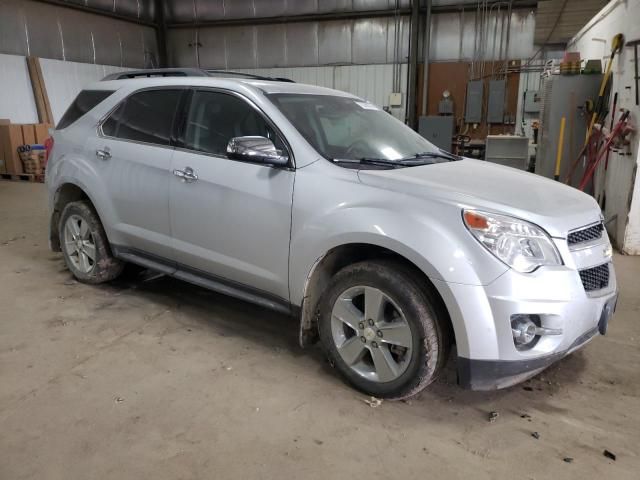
[{"x1": 46, "y1": 70, "x2": 618, "y2": 398}]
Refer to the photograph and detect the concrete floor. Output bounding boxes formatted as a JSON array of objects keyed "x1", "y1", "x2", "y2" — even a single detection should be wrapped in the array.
[{"x1": 1, "y1": 181, "x2": 639, "y2": 479}]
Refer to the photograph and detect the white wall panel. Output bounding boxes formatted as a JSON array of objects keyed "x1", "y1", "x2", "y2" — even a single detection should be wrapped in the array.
[
  {"x1": 0, "y1": 54, "x2": 38, "y2": 123},
  {"x1": 39, "y1": 58, "x2": 131, "y2": 124}
]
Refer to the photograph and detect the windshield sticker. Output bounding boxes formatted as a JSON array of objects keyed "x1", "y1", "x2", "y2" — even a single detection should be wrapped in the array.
[{"x1": 355, "y1": 101, "x2": 381, "y2": 111}]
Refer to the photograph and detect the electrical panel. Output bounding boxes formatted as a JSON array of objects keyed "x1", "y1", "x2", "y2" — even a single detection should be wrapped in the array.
[
  {"x1": 464, "y1": 80, "x2": 483, "y2": 123},
  {"x1": 487, "y1": 79, "x2": 506, "y2": 124},
  {"x1": 418, "y1": 116, "x2": 454, "y2": 152},
  {"x1": 524, "y1": 90, "x2": 541, "y2": 113}
]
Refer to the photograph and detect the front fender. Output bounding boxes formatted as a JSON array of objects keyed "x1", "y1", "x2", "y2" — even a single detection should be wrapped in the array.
[
  {"x1": 289, "y1": 206, "x2": 506, "y2": 358},
  {"x1": 288, "y1": 161, "x2": 509, "y2": 356}
]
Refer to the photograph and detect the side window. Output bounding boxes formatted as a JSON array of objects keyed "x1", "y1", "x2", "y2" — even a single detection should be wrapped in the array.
[
  {"x1": 183, "y1": 90, "x2": 285, "y2": 157},
  {"x1": 101, "y1": 89, "x2": 182, "y2": 146}
]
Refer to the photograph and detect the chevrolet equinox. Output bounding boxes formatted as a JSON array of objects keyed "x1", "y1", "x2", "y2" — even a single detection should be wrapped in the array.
[{"x1": 46, "y1": 70, "x2": 618, "y2": 399}]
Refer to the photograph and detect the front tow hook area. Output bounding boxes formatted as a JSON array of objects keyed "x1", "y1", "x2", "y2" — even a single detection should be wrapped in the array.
[{"x1": 598, "y1": 294, "x2": 618, "y2": 335}]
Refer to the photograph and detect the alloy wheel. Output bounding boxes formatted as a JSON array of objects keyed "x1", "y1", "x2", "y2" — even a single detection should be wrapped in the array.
[
  {"x1": 330, "y1": 286, "x2": 413, "y2": 383},
  {"x1": 63, "y1": 214, "x2": 97, "y2": 274}
]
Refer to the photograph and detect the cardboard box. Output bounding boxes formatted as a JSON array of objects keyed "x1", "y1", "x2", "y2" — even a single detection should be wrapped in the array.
[
  {"x1": 0, "y1": 122, "x2": 50, "y2": 175},
  {"x1": 21, "y1": 124, "x2": 36, "y2": 146},
  {"x1": 0, "y1": 123, "x2": 25, "y2": 174}
]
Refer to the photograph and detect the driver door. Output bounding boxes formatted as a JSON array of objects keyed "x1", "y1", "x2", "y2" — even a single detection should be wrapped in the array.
[{"x1": 169, "y1": 89, "x2": 294, "y2": 302}]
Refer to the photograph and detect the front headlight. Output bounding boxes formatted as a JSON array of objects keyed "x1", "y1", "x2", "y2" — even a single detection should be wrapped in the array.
[{"x1": 463, "y1": 209, "x2": 562, "y2": 273}]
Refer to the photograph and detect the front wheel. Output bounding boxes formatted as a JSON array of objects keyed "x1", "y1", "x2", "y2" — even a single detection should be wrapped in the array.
[{"x1": 318, "y1": 260, "x2": 450, "y2": 400}]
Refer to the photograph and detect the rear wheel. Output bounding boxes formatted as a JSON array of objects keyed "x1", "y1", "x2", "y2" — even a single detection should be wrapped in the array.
[
  {"x1": 59, "y1": 201, "x2": 124, "y2": 284},
  {"x1": 318, "y1": 260, "x2": 449, "y2": 399}
]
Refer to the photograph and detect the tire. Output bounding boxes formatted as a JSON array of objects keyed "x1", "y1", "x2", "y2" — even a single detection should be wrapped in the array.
[
  {"x1": 59, "y1": 201, "x2": 124, "y2": 284},
  {"x1": 318, "y1": 260, "x2": 450, "y2": 400}
]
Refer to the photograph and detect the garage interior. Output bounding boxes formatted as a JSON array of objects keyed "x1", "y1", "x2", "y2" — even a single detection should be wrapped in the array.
[{"x1": 1, "y1": 0, "x2": 639, "y2": 478}]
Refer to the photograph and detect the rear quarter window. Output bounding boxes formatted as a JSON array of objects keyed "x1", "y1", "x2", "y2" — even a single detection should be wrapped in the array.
[{"x1": 56, "y1": 90, "x2": 115, "y2": 130}]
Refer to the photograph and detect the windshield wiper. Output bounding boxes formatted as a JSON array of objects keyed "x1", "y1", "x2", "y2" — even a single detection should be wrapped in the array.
[
  {"x1": 331, "y1": 151, "x2": 460, "y2": 169},
  {"x1": 398, "y1": 151, "x2": 461, "y2": 164},
  {"x1": 331, "y1": 157, "x2": 404, "y2": 169}
]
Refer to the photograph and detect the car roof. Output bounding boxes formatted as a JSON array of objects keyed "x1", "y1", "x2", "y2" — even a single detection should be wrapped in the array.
[{"x1": 89, "y1": 76, "x2": 358, "y2": 99}]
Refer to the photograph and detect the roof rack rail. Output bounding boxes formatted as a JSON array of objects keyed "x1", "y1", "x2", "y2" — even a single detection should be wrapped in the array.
[
  {"x1": 102, "y1": 68, "x2": 209, "y2": 80},
  {"x1": 101, "y1": 67, "x2": 295, "y2": 83},
  {"x1": 205, "y1": 70, "x2": 295, "y2": 82}
]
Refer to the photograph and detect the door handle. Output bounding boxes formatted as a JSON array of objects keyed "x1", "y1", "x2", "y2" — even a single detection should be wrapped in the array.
[
  {"x1": 173, "y1": 166, "x2": 198, "y2": 183},
  {"x1": 96, "y1": 148, "x2": 111, "y2": 160}
]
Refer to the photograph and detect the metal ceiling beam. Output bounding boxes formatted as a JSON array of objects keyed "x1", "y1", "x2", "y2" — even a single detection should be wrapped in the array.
[
  {"x1": 30, "y1": 0, "x2": 157, "y2": 28},
  {"x1": 431, "y1": 0, "x2": 537, "y2": 14}
]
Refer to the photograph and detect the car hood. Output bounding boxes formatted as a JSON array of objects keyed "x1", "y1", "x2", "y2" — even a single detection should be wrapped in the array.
[{"x1": 357, "y1": 158, "x2": 601, "y2": 238}]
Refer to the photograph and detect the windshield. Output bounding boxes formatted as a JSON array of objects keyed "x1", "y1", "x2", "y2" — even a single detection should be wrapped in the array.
[{"x1": 267, "y1": 93, "x2": 444, "y2": 164}]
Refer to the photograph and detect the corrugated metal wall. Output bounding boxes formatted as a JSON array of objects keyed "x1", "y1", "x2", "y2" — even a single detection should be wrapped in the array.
[
  {"x1": 167, "y1": 16, "x2": 410, "y2": 68},
  {"x1": 52, "y1": 0, "x2": 156, "y2": 22},
  {"x1": 165, "y1": 0, "x2": 411, "y2": 23},
  {"x1": 168, "y1": 10, "x2": 535, "y2": 69},
  {"x1": 166, "y1": 2, "x2": 535, "y2": 123},
  {"x1": 0, "y1": 0, "x2": 158, "y2": 68},
  {"x1": 431, "y1": 9, "x2": 535, "y2": 62}
]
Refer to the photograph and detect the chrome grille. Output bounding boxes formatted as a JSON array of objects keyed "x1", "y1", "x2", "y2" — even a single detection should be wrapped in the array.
[
  {"x1": 579, "y1": 263, "x2": 610, "y2": 292},
  {"x1": 568, "y1": 222, "x2": 604, "y2": 246}
]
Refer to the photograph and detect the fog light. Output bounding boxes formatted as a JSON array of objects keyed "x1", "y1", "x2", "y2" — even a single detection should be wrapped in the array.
[{"x1": 511, "y1": 314, "x2": 539, "y2": 349}]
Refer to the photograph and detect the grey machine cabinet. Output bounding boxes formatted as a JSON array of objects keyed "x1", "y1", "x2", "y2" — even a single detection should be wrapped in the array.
[
  {"x1": 418, "y1": 116, "x2": 454, "y2": 152},
  {"x1": 485, "y1": 135, "x2": 529, "y2": 170},
  {"x1": 536, "y1": 74, "x2": 602, "y2": 186}
]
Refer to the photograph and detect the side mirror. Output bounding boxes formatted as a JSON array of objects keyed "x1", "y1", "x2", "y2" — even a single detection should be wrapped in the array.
[{"x1": 226, "y1": 136, "x2": 289, "y2": 167}]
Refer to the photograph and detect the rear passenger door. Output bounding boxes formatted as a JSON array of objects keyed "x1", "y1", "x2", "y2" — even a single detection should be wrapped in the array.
[
  {"x1": 89, "y1": 88, "x2": 184, "y2": 259},
  {"x1": 168, "y1": 89, "x2": 295, "y2": 302}
]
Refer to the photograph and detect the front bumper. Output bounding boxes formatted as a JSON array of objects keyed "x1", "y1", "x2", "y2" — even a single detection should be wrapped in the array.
[
  {"x1": 435, "y1": 256, "x2": 618, "y2": 390},
  {"x1": 457, "y1": 292, "x2": 616, "y2": 390}
]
